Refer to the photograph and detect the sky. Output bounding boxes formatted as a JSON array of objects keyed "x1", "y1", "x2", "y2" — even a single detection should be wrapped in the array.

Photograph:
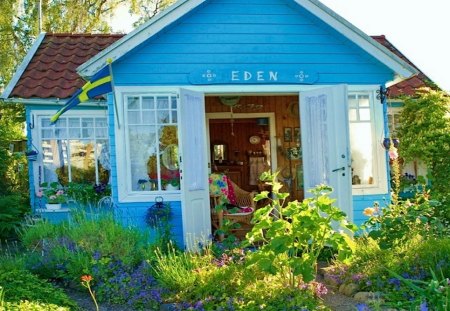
[{"x1": 111, "y1": 0, "x2": 450, "y2": 92}]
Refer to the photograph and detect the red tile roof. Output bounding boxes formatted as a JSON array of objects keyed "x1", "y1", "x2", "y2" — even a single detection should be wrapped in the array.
[
  {"x1": 371, "y1": 35, "x2": 434, "y2": 97},
  {"x1": 8, "y1": 33, "x2": 431, "y2": 100},
  {"x1": 10, "y1": 33, "x2": 123, "y2": 99}
]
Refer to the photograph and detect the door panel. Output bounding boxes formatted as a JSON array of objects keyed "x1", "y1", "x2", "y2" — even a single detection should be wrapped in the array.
[
  {"x1": 179, "y1": 89, "x2": 211, "y2": 250},
  {"x1": 299, "y1": 85, "x2": 352, "y2": 221}
]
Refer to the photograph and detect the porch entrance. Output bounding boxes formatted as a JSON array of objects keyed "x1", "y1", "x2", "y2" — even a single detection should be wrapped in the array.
[{"x1": 205, "y1": 95, "x2": 303, "y2": 201}]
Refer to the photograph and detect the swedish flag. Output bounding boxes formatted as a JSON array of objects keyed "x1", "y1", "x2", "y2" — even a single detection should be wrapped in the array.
[{"x1": 50, "y1": 66, "x2": 112, "y2": 123}]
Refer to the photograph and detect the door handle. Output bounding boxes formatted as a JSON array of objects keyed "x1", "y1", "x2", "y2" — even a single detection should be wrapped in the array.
[{"x1": 332, "y1": 166, "x2": 345, "y2": 172}]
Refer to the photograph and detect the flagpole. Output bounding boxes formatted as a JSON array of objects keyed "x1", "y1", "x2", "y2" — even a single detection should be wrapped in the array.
[{"x1": 106, "y1": 58, "x2": 121, "y2": 129}]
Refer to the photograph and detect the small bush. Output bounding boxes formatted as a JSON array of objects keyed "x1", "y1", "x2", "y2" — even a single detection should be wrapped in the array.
[
  {"x1": 0, "y1": 269, "x2": 75, "y2": 308},
  {"x1": 0, "y1": 194, "x2": 29, "y2": 240}
]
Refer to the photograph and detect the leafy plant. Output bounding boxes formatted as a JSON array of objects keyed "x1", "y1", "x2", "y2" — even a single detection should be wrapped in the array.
[
  {"x1": 0, "y1": 194, "x2": 29, "y2": 240},
  {"x1": 0, "y1": 268, "x2": 76, "y2": 308},
  {"x1": 397, "y1": 88, "x2": 450, "y2": 220},
  {"x1": 387, "y1": 268, "x2": 449, "y2": 310},
  {"x1": 245, "y1": 171, "x2": 357, "y2": 286},
  {"x1": 38, "y1": 182, "x2": 68, "y2": 204},
  {"x1": 152, "y1": 242, "x2": 201, "y2": 292},
  {"x1": 65, "y1": 182, "x2": 111, "y2": 208}
]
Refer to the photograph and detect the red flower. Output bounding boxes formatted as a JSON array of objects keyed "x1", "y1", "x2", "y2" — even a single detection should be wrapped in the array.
[{"x1": 81, "y1": 275, "x2": 93, "y2": 282}]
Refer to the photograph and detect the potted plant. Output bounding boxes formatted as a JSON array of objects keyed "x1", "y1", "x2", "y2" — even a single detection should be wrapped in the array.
[
  {"x1": 38, "y1": 182, "x2": 68, "y2": 210},
  {"x1": 24, "y1": 149, "x2": 39, "y2": 161}
]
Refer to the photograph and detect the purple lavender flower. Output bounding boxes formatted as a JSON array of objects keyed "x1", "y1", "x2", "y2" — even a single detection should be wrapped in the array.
[
  {"x1": 419, "y1": 301, "x2": 428, "y2": 311},
  {"x1": 356, "y1": 303, "x2": 371, "y2": 311}
]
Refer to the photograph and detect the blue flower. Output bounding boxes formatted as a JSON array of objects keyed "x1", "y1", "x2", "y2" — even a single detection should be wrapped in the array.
[
  {"x1": 355, "y1": 303, "x2": 371, "y2": 311},
  {"x1": 419, "y1": 301, "x2": 428, "y2": 311}
]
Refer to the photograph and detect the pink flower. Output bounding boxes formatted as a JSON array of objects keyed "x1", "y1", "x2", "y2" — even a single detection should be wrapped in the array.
[
  {"x1": 36, "y1": 189, "x2": 43, "y2": 198},
  {"x1": 388, "y1": 147, "x2": 398, "y2": 160},
  {"x1": 56, "y1": 190, "x2": 64, "y2": 196},
  {"x1": 49, "y1": 195, "x2": 57, "y2": 200}
]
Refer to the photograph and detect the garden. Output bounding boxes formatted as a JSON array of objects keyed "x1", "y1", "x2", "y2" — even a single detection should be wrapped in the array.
[{"x1": 0, "y1": 89, "x2": 449, "y2": 310}]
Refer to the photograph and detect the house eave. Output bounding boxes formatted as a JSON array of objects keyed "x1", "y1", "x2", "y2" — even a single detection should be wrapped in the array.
[
  {"x1": 2, "y1": 97, "x2": 107, "y2": 107},
  {"x1": 1, "y1": 33, "x2": 47, "y2": 100}
]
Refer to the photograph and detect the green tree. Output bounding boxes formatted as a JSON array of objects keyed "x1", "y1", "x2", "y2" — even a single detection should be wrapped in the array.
[{"x1": 397, "y1": 88, "x2": 450, "y2": 218}]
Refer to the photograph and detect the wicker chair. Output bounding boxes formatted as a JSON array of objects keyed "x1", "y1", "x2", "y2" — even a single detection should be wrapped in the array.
[{"x1": 210, "y1": 177, "x2": 256, "y2": 240}]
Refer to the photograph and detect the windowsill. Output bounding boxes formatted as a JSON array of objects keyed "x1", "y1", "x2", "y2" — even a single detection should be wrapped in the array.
[
  {"x1": 36, "y1": 208, "x2": 71, "y2": 213},
  {"x1": 118, "y1": 191, "x2": 182, "y2": 203}
]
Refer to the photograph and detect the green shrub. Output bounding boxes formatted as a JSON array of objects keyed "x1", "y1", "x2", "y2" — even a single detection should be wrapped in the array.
[
  {"x1": 68, "y1": 214, "x2": 147, "y2": 266},
  {"x1": 0, "y1": 194, "x2": 29, "y2": 240},
  {"x1": 0, "y1": 269, "x2": 75, "y2": 308},
  {"x1": 245, "y1": 172, "x2": 356, "y2": 286},
  {"x1": 20, "y1": 220, "x2": 67, "y2": 250}
]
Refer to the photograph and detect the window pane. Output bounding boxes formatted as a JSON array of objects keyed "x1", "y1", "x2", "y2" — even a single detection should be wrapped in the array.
[
  {"x1": 349, "y1": 109, "x2": 357, "y2": 121},
  {"x1": 96, "y1": 128, "x2": 107, "y2": 138},
  {"x1": 359, "y1": 95, "x2": 370, "y2": 107},
  {"x1": 42, "y1": 129, "x2": 54, "y2": 139},
  {"x1": 128, "y1": 96, "x2": 140, "y2": 110},
  {"x1": 128, "y1": 111, "x2": 140, "y2": 124},
  {"x1": 56, "y1": 118, "x2": 67, "y2": 128},
  {"x1": 69, "y1": 118, "x2": 80, "y2": 127},
  {"x1": 171, "y1": 97, "x2": 177, "y2": 109},
  {"x1": 42, "y1": 139, "x2": 69, "y2": 184},
  {"x1": 158, "y1": 111, "x2": 169, "y2": 124},
  {"x1": 348, "y1": 95, "x2": 358, "y2": 108},
  {"x1": 171, "y1": 111, "x2": 178, "y2": 123},
  {"x1": 129, "y1": 125, "x2": 158, "y2": 191},
  {"x1": 96, "y1": 140, "x2": 111, "y2": 184},
  {"x1": 82, "y1": 118, "x2": 94, "y2": 128},
  {"x1": 41, "y1": 118, "x2": 52, "y2": 127},
  {"x1": 142, "y1": 97, "x2": 154, "y2": 109},
  {"x1": 82, "y1": 128, "x2": 95, "y2": 138},
  {"x1": 69, "y1": 140, "x2": 96, "y2": 183},
  {"x1": 96, "y1": 118, "x2": 107, "y2": 128},
  {"x1": 55, "y1": 128, "x2": 67, "y2": 139},
  {"x1": 359, "y1": 108, "x2": 371, "y2": 121},
  {"x1": 142, "y1": 111, "x2": 156, "y2": 124},
  {"x1": 157, "y1": 97, "x2": 169, "y2": 109},
  {"x1": 69, "y1": 128, "x2": 81, "y2": 138},
  {"x1": 350, "y1": 123, "x2": 374, "y2": 185}
]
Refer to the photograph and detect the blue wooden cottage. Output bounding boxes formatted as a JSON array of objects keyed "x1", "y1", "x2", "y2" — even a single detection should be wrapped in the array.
[{"x1": 2, "y1": 0, "x2": 417, "y2": 249}]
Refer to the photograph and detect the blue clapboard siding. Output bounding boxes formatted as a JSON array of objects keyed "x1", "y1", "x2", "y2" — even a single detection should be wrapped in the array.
[
  {"x1": 113, "y1": 0, "x2": 393, "y2": 86},
  {"x1": 353, "y1": 194, "x2": 389, "y2": 227}
]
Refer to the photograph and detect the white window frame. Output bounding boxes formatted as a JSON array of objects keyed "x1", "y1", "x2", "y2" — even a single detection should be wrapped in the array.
[
  {"x1": 349, "y1": 91, "x2": 388, "y2": 195},
  {"x1": 30, "y1": 109, "x2": 110, "y2": 194},
  {"x1": 115, "y1": 87, "x2": 181, "y2": 203}
]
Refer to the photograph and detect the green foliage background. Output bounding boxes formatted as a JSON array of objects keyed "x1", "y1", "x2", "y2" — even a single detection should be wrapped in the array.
[{"x1": 397, "y1": 88, "x2": 450, "y2": 219}]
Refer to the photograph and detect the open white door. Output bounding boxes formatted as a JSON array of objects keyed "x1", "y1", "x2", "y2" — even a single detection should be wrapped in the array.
[
  {"x1": 179, "y1": 89, "x2": 211, "y2": 250},
  {"x1": 299, "y1": 85, "x2": 353, "y2": 221}
]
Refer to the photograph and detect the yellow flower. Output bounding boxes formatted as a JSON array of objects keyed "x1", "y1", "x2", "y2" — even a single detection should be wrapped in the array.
[{"x1": 363, "y1": 207, "x2": 375, "y2": 217}]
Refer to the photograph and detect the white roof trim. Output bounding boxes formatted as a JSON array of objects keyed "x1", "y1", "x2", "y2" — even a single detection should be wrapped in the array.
[
  {"x1": 79, "y1": 0, "x2": 417, "y2": 80},
  {"x1": 1, "y1": 33, "x2": 47, "y2": 99},
  {"x1": 295, "y1": 0, "x2": 417, "y2": 79},
  {"x1": 78, "y1": 0, "x2": 206, "y2": 77}
]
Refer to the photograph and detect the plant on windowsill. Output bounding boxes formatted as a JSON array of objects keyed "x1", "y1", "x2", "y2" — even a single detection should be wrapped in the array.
[
  {"x1": 38, "y1": 182, "x2": 68, "y2": 210},
  {"x1": 162, "y1": 170, "x2": 180, "y2": 190}
]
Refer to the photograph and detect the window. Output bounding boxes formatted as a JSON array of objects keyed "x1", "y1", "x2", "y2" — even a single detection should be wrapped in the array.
[
  {"x1": 348, "y1": 93, "x2": 376, "y2": 187},
  {"x1": 39, "y1": 115, "x2": 110, "y2": 186},
  {"x1": 125, "y1": 94, "x2": 180, "y2": 192}
]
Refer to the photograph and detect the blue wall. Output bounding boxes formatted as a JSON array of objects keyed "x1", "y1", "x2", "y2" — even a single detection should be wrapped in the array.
[
  {"x1": 106, "y1": 0, "x2": 397, "y2": 239},
  {"x1": 353, "y1": 194, "x2": 389, "y2": 227},
  {"x1": 113, "y1": 0, "x2": 393, "y2": 86}
]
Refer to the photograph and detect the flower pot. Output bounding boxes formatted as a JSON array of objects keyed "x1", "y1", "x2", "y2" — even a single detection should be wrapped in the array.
[
  {"x1": 46, "y1": 203, "x2": 62, "y2": 210},
  {"x1": 165, "y1": 184, "x2": 179, "y2": 191},
  {"x1": 26, "y1": 151, "x2": 38, "y2": 161}
]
